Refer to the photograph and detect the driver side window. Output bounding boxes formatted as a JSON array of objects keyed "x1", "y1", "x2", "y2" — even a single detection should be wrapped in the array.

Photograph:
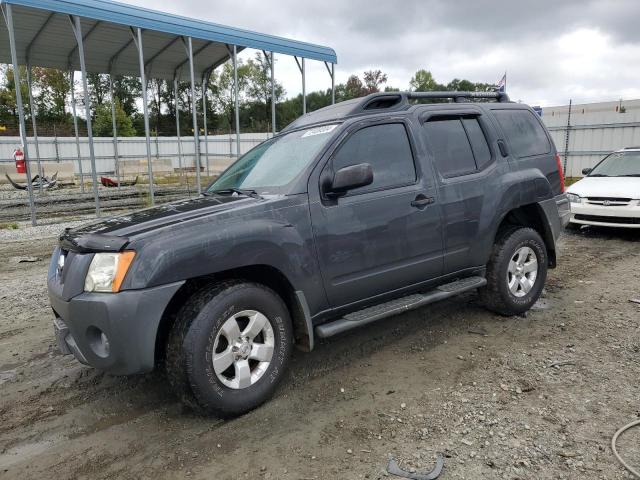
[{"x1": 331, "y1": 123, "x2": 416, "y2": 194}]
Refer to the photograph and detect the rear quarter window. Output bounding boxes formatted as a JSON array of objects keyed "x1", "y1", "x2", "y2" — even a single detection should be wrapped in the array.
[{"x1": 493, "y1": 109, "x2": 551, "y2": 158}]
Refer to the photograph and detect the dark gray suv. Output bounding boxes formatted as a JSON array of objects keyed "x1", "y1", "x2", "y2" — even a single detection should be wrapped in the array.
[{"x1": 48, "y1": 91, "x2": 570, "y2": 416}]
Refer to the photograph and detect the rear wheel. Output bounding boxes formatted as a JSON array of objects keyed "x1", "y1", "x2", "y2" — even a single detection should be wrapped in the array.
[
  {"x1": 480, "y1": 227, "x2": 548, "y2": 315},
  {"x1": 166, "y1": 281, "x2": 293, "y2": 417}
]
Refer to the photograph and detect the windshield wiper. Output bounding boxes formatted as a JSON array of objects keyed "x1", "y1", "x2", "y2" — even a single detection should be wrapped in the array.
[
  {"x1": 619, "y1": 174, "x2": 640, "y2": 177},
  {"x1": 207, "y1": 188, "x2": 263, "y2": 199},
  {"x1": 588, "y1": 173, "x2": 609, "y2": 177}
]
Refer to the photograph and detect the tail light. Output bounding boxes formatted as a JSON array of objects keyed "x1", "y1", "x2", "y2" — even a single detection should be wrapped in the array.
[{"x1": 555, "y1": 153, "x2": 565, "y2": 193}]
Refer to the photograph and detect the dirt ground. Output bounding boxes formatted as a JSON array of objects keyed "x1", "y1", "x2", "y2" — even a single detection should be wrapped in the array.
[{"x1": 1, "y1": 225, "x2": 639, "y2": 480}]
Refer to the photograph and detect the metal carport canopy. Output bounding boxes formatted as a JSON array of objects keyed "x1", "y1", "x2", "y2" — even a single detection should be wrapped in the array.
[{"x1": 0, "y1": 0, "x2": 338, "y2": 81}]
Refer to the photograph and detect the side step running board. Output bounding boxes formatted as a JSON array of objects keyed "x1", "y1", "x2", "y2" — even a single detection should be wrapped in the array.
[{"x1": 315, "y1": 276, "x2": 486, "y2": 339}]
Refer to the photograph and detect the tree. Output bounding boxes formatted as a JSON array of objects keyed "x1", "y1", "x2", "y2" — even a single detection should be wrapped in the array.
[
  {"x1": 112, "y1": 76, "x2": 142, "y2": 118},
  {"x1": 33, "y1": 67, "x2": 70, "y2": 124},
  {"x1": 209, "y1": 60, "x2": 250, "y2": 132},
  {"x1": 363, "y1": 70, "x2": 388, "y2": 94},
  {"x1": 344, "y1": 75, "x2": 366, "y2": 99},
  {"x1": 245, "y1": 53, "x2": 285, "y2": 131},
  {"x1": 409, "y1": 69, "x2": 443, "y2": 92},
  {"x1": 446, "y1": 78, "x2": 494, "y2": 93},
  {"x1": 87, "y1": 73, "x2": 109, "y2": 109},
  {"x1": 0, "y1": 65, "x2": 30, "y2": 130},
  {"x1": 93, "y1": 99, "x2": 136, "y2": 137}
]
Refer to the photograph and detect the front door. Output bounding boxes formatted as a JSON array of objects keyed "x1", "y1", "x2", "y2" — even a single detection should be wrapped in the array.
[{"x1": 309, "y1": 121, "x2": 443, "y2": 308}]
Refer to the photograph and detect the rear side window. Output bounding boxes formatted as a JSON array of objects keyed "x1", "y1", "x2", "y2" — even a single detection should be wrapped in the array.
[
  {"x1": 332, "y1": 123, "x2": 416, "y2": 193},
  {"x1": 493, "y1": 109, "x2": 550, "y2": 158},
  {"x1": 462, "y1": 118, "x2": 492, "y2": 169},
  {"x1": 424, "y1": 118, "x2": 476, "y2": 176}
]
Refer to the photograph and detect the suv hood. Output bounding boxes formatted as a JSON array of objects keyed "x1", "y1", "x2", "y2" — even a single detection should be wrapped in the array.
[
  {"x1": 60, "y1": 195, "x2": 262, "y2": 252},
  {"x1": 567, "y1": 176, "x2": 640, "y2": 199}
]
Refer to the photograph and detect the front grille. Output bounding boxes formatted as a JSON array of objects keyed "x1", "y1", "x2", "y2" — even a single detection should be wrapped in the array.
[
  {"x1": 574, "y1": 214, "x2": 640, "y2": 224},
  {"x1": 585, "y1": 197, "x2": 631, "y2": 206}
]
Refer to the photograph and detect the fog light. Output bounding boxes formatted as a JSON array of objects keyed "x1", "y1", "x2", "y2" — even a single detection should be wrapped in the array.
[{"x1": 87, "y1": 326, "x2": 110, "y2": 358}]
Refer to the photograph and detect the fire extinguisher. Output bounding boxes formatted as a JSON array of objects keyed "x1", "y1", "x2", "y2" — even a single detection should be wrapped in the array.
[{"x1": 14, "y1": 147, "x2": 26, "y2": 174}]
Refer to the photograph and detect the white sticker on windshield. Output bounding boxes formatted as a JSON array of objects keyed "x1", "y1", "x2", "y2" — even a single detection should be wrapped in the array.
[{"x1": 301, "y1": 124, "x2": 338, "y2": 138}]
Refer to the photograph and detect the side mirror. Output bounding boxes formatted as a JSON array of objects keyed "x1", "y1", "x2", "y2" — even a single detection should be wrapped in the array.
[
  {"x1": 328, "y1": 163, "x2": 373, "y2": 195},
  {"x1": 582, "y1": 168, "x2": 592, "y2": 175}
]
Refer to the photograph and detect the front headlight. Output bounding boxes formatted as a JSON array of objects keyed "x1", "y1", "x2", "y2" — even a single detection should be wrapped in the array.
[
  {"x1": 84, "y1": 251, "x2": 136, "y2": 293},
  {"x1": 567, "y1": 193, "x2": 582, "y2": 204}
]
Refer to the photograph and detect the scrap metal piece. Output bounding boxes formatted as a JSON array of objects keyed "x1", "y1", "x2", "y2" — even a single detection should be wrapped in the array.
[
  {"x1": 387, "y1": 453, "x2": 444, "y2": 480},
  {"x1": 100, "y1": 175, "x2": 138, "y2": 187},
  {"x1": 5, "y1": 172, "x2": 57, "y2": 190}
]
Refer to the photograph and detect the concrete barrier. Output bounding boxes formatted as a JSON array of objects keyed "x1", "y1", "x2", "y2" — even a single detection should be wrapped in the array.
[{"x1": 0, "y1": 161, "x2": 75, "y2": 183}]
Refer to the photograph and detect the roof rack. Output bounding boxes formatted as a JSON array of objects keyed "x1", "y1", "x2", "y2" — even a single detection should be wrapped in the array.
[
  {"x1": 283, "y1": 90, "x2": 512, "y2": 132},
  {"x1": 351, "y1": 91, "x2": 510, "y2": 115},
  {"x1": 407, "y1": 91, "x2": 511, "y2": 103}
]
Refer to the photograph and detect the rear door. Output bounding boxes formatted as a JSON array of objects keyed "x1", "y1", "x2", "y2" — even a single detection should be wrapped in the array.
[
  {"x1": 419, "y1": 108, "x2": 503, "y2": 273},
  {"x1": 309, "y1": 119, "x2": 443, "y2": 308}
]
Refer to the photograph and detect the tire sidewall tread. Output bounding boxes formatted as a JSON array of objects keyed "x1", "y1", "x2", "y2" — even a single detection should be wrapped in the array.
[
  {"x1": 166, "y1": 281, "x2": 293, "y2": 417},
  {"x1": 481, "y1": 227, "x2": 548, "y2": 316}
]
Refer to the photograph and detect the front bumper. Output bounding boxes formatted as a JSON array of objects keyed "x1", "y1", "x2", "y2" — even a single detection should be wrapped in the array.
[
  {"x1": 48, "y1": 281, "x2": 184, "y2": 375},
  {"x1": 569, "y1": 201, "x2": 640, "y2": 228}
]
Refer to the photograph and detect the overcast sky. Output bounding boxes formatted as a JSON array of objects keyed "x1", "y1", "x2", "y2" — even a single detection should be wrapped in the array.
[{"x1": 127, "y1": 0, "x2": 640, "y2": 107}]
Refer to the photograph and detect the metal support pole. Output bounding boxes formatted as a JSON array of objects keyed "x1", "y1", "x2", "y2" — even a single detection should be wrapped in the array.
[
  {"x1": 71, "y1": 15, "x2": 100, "y2": 217},
  {"x1": 295, "y1": 57, "x2": 306, "y2": 115},
  {"x1": 202, "y1": 71, "x2": 210, "y2": 177},
  {"x1": 133, "y1": 27, "x2": 155, "y2": 205},
  {"x1": 302, "y1": 57, "x2": 306, "y2": 115},
  {"x1": 69, "y1": 70, "x2": 85, "y2": 193},
  {"x1": 26, "y1": 65, "x2": 43, "y2": 193},
  {"x1": 331, "y1": 63, "x2": 335, "y2": 105},
  {"x1": 563, "y1": 99, "x2": 572, "y2": 175},
  {"x1": 271, "y1": 52, "x2": 276, "y2": 135},
  {"x1": 186, "y1": 37, "x2": 201, "y2": 194},
  {"x1": 4, "y1": 4, "x2": 36, "y2": 225},
  {"x1": 109, "y1": 75, "x2": 121, "y2": 189},
  {"x1": 174, "y1": 77, "x2": 184, "y2": 178},
  {"x1": 232, "y1": 45, "x2": 241, "y2": 158}
]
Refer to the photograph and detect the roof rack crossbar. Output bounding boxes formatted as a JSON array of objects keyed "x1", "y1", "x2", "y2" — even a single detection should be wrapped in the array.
[{"x1": 406, "y1": 91, "x2": 510, "y2": 102}]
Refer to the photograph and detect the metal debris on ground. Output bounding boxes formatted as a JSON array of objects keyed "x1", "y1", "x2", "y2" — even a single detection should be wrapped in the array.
[
  {"x1": 387, "y1": 453, "x2": 444, "y2": 480},
  {"x1": 629, "y1": 298, "x2": 640, "y2": 305},
  {"x1": 5, "y1": 172, "x2": 58, "y2": 190},
  {"x1": 549, "y1": 360, "x2": 576, "y2": 369},
  {"x1": 100, "y1": 175, "x2": 139, "y2": 187}
]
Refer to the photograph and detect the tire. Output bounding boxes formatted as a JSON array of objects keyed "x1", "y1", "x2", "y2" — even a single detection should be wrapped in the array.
[
  {"x1": 480, "y1": 227, "x2": 548, "y2": 316},
  {"x1": 166, "y1": 281, "x2": 293, "y2": 417}
]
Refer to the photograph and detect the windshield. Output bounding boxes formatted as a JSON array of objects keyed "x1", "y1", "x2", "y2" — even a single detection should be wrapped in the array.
[
  {"x1": 207, "y1": 124, "x2": 339, "y2": 194},
  {"x1": 589, "y1": 151, "x2": 640, "y2": 177}
]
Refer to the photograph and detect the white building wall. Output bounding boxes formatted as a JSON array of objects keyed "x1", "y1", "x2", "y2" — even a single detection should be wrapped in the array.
[{"x1": 542, "y1": 99, "x2": 640, "y2": 177}]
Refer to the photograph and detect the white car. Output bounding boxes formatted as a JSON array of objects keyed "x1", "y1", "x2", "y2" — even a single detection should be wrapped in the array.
[{"x1": 566, "y1": 147, "x2": 640, "y2": 229}]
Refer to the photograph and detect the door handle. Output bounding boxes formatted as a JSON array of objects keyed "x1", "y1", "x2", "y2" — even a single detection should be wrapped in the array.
[{"x1": 411, "y1": 195, "x2": 435, "y2": 208}]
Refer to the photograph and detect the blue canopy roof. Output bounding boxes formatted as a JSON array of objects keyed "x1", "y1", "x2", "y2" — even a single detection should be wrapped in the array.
[{"x1": 0, "y1": 0, "x2": 337, "y2": 81}]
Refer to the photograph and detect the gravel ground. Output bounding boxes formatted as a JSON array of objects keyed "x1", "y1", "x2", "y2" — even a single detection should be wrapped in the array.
[{"x1": 0, "y1": 224, "x2": 639, "y2": 480}]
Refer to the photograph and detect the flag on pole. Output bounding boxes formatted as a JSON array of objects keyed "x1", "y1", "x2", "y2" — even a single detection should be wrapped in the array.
[{"x1": 496, "y1": 72, "x2": 507, "y2": 93}]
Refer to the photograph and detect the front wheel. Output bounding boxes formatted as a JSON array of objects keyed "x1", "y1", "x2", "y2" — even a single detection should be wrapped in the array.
[
  {"x1": 480, "y1": 227, "x2": 548, "y2": 316},
  {"x1": 166, "y1": 281, "x2": 293, "y2": 417}
]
